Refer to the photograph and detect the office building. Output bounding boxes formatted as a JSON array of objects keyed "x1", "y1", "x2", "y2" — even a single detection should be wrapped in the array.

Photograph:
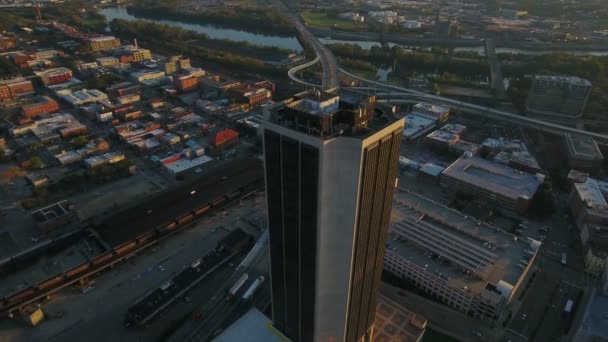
[
  {"x1": 441, "y1": 155, "x2": 544, "y2": 214},
  {"x1": 565, "y1": 133, "x2": 604, "y2": 174},
  {"x1": 385, "y1": 189, "x2": 541, "y2": 320},
  {"x1": 526, "y1": 75, "x2": 592, "y2": 124},
  {"x1": 263, "y1": 88, "x2": 404, "y2": 342},
  {"x1": 89, "y1": 36, "x2": 121, "y2": 51}
]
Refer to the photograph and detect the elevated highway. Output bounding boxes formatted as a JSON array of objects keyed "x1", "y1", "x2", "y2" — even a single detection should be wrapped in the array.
[
  {"x1": 340, "y1": 69, "x2": 608, "y2": 143},
  {"x1": 273, "y1": 0, "x2": 338, "y2": 89}
]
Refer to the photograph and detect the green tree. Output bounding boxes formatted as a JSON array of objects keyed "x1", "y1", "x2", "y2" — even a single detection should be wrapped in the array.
[
  {"x1": 72, "y1": 135, "x2": 89, "y2": 148},
  {"x1": 29, "y1": 156, "x2": 44, "y2": 169}
]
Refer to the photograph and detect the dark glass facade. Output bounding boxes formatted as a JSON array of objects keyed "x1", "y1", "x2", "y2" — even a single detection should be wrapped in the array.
[
  {"x1": 346, "y1": 130, "x2": 402, "y2": 342},
  {"x1": 264, "y1": 130, "x2": 319, "y2": 342}
]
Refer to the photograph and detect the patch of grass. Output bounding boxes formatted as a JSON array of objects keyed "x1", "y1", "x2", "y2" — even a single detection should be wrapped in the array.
[{"x1": 299, "y1": 11, "x2": 368, "y2": 31}]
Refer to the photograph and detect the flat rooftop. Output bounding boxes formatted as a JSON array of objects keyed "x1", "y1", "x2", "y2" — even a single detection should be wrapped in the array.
[
  {"x1": 214, "y1": 308, "x2": 288, "y2": 342},
  {"x1": 565, "y1": 133, "x2": 604, "y2": 161},
  {"x1": 573, "y1": 180, "x2": 608, "y2": 209},
  {"x1": 403, "y1": 113, "x2": 436, "y2": 138},
  {"x1": 413, "y1": 102, "x2": 449, "y2": 114},
  {"x1": 94, "y1": 158, "x2": 263, "y2": 248},
  {"x1": 425, "y1": 130, "x2": 459, "y2": 143},
  {"x1": 374, "y1": 287, "x2": 427, "y2": 342},
  {"x1": 442, "y1": 155, "x2": 543, "y2": 200},
  {"x1": 389, "y1": 189, "x2": 540, "y2": 296}
]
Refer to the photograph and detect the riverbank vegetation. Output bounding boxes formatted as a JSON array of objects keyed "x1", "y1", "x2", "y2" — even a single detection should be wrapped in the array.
[
  {"x1": 112, "y1": 18, "x2": 295, "y2": 61},
  {"x1": 300, "y1": 11, "x2": 369, "y2": 31},
  {"x1": 127, "y1": 1, "x2": 295, "y2": 37},
  {"x1": 109, "y1": 19, "x2": 288, "y2": 77}
]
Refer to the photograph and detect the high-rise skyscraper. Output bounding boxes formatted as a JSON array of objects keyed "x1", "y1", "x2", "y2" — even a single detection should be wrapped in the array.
[{"x1": 262, "y1": 89, "x2": 404, "y2": 342}]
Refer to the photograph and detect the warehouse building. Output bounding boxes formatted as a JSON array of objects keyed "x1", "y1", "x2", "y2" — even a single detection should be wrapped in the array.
[{"x1": 441, "y1": 155, "x2": 544, "y2": 214}]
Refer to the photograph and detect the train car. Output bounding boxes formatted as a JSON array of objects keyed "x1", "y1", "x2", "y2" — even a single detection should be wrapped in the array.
[
  {"x1": 91, "y1": 252, "x2": 114, "y2": 266},
  {"x1": 6, "y1": 288, "x2": 37, "y2": 304},
  {"x1": 114, "y1": 241, "x2": 138, "y2": 255},
  {"x1": 226, "y1": 190, "x2": 241, "y2": 200},
  {"x1": 211, "y1": 196, "x2": 225, "y2": 207},
  {"x1": 36, "y1": 276, "x2": 64, "y2": 291},
  {"x1": 177, "y1": 214, "x2": 194, "y2": 225},
  {"x1": 65, "y1": 263, "x2": 90, "y2": 278},
  {"x1": 194, "y1": 204, "x2": 211, "y2": 216}
]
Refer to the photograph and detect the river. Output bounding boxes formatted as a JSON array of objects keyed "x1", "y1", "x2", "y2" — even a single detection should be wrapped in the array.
[
  {"x1": 100, "y1": 7, "x2": 303, "y2": 52},
  {"x1": 100, "y1": 7, "x2": 608, "y2": 57}
]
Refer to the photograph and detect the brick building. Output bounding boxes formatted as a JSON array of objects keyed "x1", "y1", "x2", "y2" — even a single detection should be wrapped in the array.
[{"x1": 21, "y1": 96, "x2": 60, "y2": 118}]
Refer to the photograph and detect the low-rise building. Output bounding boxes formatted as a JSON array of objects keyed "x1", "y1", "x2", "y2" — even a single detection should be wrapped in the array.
[
  {"x1": 174, "y1": 74, "x2": 199, "y2": 92},
  {"x1": 11, "y1": 113, "x2": 87, "y2": 142},
  {"x1": 483, "y1": 138, "x2": 542, "y2": 174},
  {"x1": 228, "y1": 83, "x2": 272, "y2": 107},
  {"x1": 0, "y1": 77, "x2": 34, "y2": 100},
  {"x1": 84, "y1": 152, "x2": 126, "y2": 168},
  {"x1": 35, "y1": 67, "x2": 73, "y2": 85},
  {"x1": 411, "y1": 102, "x2": 450, "y2": 123},
  {"x1": 385, "y1": 189, "x2": 541, "y2": 320},
  {"x1": 116, "y1": 45, "x2": 152, "y2": 61},
  {"x1": 210, "y1": 128, "x2": 239, "y2": 149},
  {"x1": 21, "y1": 96, "x2": 60, "y2": 118},
  {"x1": 116, "y1": 94, "x2": 141, "y2": 106},
  {"x1": 424, "y1": 130, "x2": 459, "y2": 149},
  {"x1": 449, "y1": 140, "x2": 482, "y2": 156},
  {"x1": 163, "y1": 154, "x2": 213, "y2": 175},
  {"x1": 403, "y1": 113, "x2": 437, "y2": 141},
  {"x1": 58, "y1": 89, "x2": 108, "y2": 107},
  {"x1": 441, "y1": 155, "x2": 544, "y2": 214},
  {"x1": 89, "y1": 36, "x2": 121, "y2": 51},
  {"x1": 96, "y1": 56, "x2": 119, "y2": 66},
  {"x1": 131, "y1": 70, "x2": 166, "y2": 83},
  {"x1": 0, "y1": 34, "x2": 16, "y2": 51},
  {"x1": 565, "y1": 133, "x2": 604, "y2": 174}
]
